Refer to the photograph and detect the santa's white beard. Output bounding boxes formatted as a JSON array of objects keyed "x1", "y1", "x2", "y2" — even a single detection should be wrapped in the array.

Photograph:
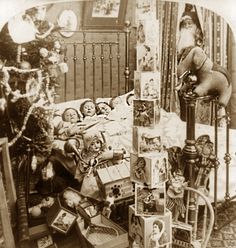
[{"x1": 177, "y1": 27, "x2": 196, "y2": 54}]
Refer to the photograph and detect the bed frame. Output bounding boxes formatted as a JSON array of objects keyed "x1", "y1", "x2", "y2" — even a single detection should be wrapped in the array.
[
  {"x1": 59, "y1": 21, "x2": 132, "y2": 102},
  {"x1": 16, "y1": 22, "x2": 132, "y2": 248}
]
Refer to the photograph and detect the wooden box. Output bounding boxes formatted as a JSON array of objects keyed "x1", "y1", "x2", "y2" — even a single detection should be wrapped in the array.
[
  {"x1": 133, "y1": 99, "x2": 160, "y2": 127},
  {"x1": 46, "y1": 196, "x2": 77, "y2": 234},
  {"x1": 96, "y1": 160, "x2": 134, "y2": 202},
  {"x1": 130, "y1": 151, "x2": 168, "y2": 188},
  {"x1": 132, "y1": 126, "x2": 163, "y2": 155},
  {"x1": 76, "y1": 214, "x2": 129, "y2": 248},
  {"x1": 129, "y1": 205, "x2": 172, "y2": 248},
  {"x1": 136, "y1": 19, "x2": 159, "y2": 46},
  {"x1": 135, "y1": 184, "x2": 166, "y2": 216},
  {"x1": 134, "y1": 71, "x2": 160, "y2": 100}
]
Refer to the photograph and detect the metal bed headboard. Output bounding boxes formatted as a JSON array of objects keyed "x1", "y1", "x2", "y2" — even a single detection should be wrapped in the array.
[{"x1": 61, "y1": 21, "x2": 131, "y2": 102}]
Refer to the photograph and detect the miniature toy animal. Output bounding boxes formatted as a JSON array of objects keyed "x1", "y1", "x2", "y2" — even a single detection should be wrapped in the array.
[{"x1": 177, "y1": 46, "x2": 232, "y2": 107}]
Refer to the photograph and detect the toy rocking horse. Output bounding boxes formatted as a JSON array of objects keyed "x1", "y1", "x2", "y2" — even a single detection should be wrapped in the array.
[{"x1": 177, "y1": 46, "x2": 232, "y2": 107}]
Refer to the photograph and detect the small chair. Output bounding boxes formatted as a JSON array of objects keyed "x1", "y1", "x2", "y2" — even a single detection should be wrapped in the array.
[{"x1": 183, "y1": 186, "x2": 214, "y2": 248}]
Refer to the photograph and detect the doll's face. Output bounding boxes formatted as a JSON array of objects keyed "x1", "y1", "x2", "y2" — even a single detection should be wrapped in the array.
[
  {"x1": 110, "y1": 97, "x2": 122, "y2": 108},
  {"x1": 97, "y1": 102, "x2": 111, "y2": 115},
  {"x1": 89, "y1": 138, "x2": 102, "y2": 153},
  {"x1": 63, "y1": 108, "x2": 79, "y2": 123},
  {"x1": 202, "y1": 144, "x2": 212, "y2": 156},
  {"x1": 82, "y1": 101, "x2": 96, "y2": 117},
  {"x1": 63, "y1": 191, "x2": 81, "y2": 208}
]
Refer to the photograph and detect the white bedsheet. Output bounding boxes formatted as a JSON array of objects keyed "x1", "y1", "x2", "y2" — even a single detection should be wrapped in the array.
[{"x1": 53, "y1": 97, "x2": 236, "y2": 202}]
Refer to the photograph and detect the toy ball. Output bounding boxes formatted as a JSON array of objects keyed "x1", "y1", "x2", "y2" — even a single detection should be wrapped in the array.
[
  {"x1": 31, "y1": 206, "x2": 42, "y2": 217},
  {"x1": 19, "y1": 61, "x2": 32, "y2": 70}
]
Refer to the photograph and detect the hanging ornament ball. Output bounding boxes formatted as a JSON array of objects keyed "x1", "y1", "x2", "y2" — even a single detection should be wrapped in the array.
[
  {"x1": 19, "y1": 61, "x2": 32, "y2": 70},
  {"x1": 31, "y1": 206, "x2": 42, "y2": 217}
]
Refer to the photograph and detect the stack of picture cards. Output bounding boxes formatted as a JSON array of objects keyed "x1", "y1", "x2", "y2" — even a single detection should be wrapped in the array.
[{"x1": 128, "y1": 1, "x2": 172, "y2": 247}]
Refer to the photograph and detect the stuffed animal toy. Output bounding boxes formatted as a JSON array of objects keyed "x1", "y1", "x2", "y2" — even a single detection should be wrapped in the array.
[{"x1": 177, "y1": 46, "x2": 232, "y2": 107}]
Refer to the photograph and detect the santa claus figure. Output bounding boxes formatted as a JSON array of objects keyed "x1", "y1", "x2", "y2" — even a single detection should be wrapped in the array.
[{"x1": 177, "y1": 5, "x2": 203, "y2": 60}]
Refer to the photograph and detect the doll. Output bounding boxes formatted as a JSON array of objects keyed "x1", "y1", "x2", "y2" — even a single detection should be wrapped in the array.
[
  {"x1": 80, "y1": 99, "x2": 98, "y2": 120},
  {"x1": 55, "y1": 107, "x2": 84, "y2": 140},
  {"x1": 62, "y1": 189, "x2": 83, "y2": 209},
  {"x1": 29, "y1": 196, "x2": 55, "y2": 217},
  {"x1": 166, "y1": 173, "x2": 187, "y2": 221},
  {"x1": 96, "y1": 101, "x2": 112, "y2": 116},
  {"x1": 109, "y1": 96, "x2": 122, "y2": 110},
  {"x1": 74, "y1": 130, "x2": 106, "y2": 182}
]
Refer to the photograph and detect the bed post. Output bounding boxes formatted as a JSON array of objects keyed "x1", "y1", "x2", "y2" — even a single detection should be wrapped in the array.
[{"x1": 124, "y1": 21, "x2": 131, "y2": 93}]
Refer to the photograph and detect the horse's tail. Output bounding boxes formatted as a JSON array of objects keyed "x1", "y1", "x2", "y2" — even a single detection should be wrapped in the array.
[{"x1": 212, "y1": 63, "x2": 231, "y2": 86}]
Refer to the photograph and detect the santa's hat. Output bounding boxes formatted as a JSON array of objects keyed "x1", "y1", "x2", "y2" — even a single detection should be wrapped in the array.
[{"x1": 180, "y1": 9, "x2": 202, "y2": 30}]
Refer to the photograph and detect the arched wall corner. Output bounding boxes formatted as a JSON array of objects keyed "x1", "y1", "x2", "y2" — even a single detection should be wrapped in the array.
[
  {"x1": 0, "y1": 0, "x2": 236, "y2": 38},
  {"x1": 162, "y1": 0, "x2": 236, "y2": 41}
]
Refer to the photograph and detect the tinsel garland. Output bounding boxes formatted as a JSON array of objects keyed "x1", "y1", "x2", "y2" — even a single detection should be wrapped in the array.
[{"x1": 7, "y1": 97, "x2": 54, "y2": 160}]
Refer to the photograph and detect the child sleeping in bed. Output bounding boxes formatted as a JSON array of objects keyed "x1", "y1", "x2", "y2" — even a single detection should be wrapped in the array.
[
  {"x1": 55, "y1": 107, "x2": 84, "y2": 140},
  {"x1": 80, "y1": 99, "x2": 98, "y2": 121}
]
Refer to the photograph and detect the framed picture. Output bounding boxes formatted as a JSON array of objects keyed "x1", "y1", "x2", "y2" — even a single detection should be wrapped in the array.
[
  {"x1": 50, "y1": 209, "x2": 77, "y2": 234},
  {"x1": 83, "y1": 0, "x2": 128, "y2": 30}
]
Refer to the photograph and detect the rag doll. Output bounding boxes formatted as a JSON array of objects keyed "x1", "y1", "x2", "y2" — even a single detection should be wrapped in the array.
[{"x1": 166, "y1": 173, "x2": 187, "y2": 222}]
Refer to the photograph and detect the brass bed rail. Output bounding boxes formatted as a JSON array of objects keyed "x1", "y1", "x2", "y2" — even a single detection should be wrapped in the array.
[{"x1": 61, "y1": 22, "x2": 131, "y2": 102}]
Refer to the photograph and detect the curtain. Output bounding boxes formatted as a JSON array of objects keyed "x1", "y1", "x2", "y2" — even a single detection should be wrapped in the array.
[
  {"x1": 195, "y1": 8, "x2": 229, "y2": 124},
  {"x1": 159, "y1": 1, "x2": 179, "y2": 113}
]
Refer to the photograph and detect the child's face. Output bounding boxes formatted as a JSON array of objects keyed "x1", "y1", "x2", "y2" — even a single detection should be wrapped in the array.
[
  {"x1": 98, "y1": 103, "x2": 111, "y2": 115},
  {"x1": 63, "y1": 109, "x2": 79, "y2": 123},
  {"x1": 83, "y1": 101, "x2": 96, "y2": 117},
  {"x1": 89, "y1": 139, "x2": 102, "y2": 152}
]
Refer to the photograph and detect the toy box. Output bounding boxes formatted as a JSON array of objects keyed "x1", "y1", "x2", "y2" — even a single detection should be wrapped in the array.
[
  {"x1": 129, "y1": 205, "x2": 172, "y2": 248},
  {"x1": 133, "y1": 99, "x2": 160, "y2": 127},
  {"x1": 135, "y1": 184, "x2": 166, "y2": 216},
  {"x1": 135, "y1": 0, "x2": 157, "y2": 24},
  {"x1": 132, "y1": 126, "x2": 163, "y2": 155},
  {"x1": 46, "y1": 196, "x2": 77, "y2": 234},
  {"x1": 96, "y1": 160, "x2": 134, "y2": 201},
  {"x1": 130, "y1": 152, "x2": 168, "y2": 188},
  {"x1": 172, "y1": 221, "x2": 192, "y2": 248},
  {"x1": 76, "y1": 214, "x2": 129, "y2": 248},
  {"x1": 136, "y1": 19, "x2": 159, "y2": 46},
  {"x1": 134, "y1": 71, "x2": 160, "y2": 99}
]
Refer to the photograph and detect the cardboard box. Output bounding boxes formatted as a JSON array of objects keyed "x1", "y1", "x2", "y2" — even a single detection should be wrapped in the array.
[
  {"x1": 76, "y1": 214, "x2": 129, "y2": 248},
  {"x1": 130, "y1": 152, "x2": 168, "y2": 188},
  {"x1": 133, "y1": 99, "x2": 160, "y2": 127},
  {"x1": 135, "y1": 184, "x2": 166, "y2": 216},
  {"x1": 129, "y1": 205, "x2": 172, "y2": 248},
  {"x1": 134, "y1": 71, "x2": 160, "y2": 99},
  {"x1": 96, "y1": 160, "x2": 134, "y2": 202},
  {"x1": 132, "y1": 126, "x2": 163, "y2": 155},
  {"x1": 46, "y1": 196, "x2": 77, "y2": 234}
]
